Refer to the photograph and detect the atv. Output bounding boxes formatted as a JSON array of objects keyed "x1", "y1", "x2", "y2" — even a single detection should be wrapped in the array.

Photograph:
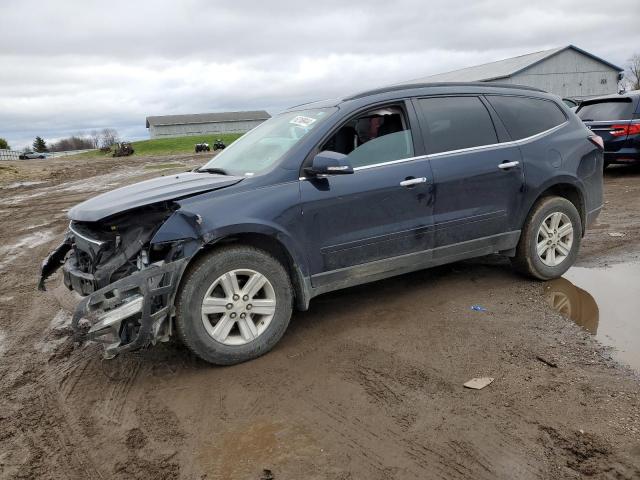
[
  {"x1": 195, "y1": 142, "x2": 210, "y2": 153},
  {"x1": 112, "y1": 142, "x2": 134, "y2": 157}
]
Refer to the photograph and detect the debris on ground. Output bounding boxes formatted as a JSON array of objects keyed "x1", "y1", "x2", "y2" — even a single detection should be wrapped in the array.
[
  {"x1": 607, "y1": 232, "x2": 626, "y2": 237},
  {"x1": 470, "y1": 305, "x2": 487, "y2": 312},
  {"x1": 536, "y1": 355, "x2": 559, "y2": 368},
  {"x1": 463, "y1": 377, "x2": 494, "y2": 390}
]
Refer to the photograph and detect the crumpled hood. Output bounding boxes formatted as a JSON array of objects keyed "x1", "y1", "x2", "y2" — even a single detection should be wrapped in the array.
[{"x1": 68, "y1": 172, "x2": 243, "y2": 222}]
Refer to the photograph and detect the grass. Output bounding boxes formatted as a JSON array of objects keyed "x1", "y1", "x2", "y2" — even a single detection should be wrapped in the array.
[{"x1": 73, "y1": 133, "x2": 243, "y2": 159}]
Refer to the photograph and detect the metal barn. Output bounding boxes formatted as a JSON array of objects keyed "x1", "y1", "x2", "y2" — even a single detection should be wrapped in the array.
[
  {"x1": 145, "y1": 110, "x2": 271, "y2": 139},
  {"x1": 407, "y1": 45, "x2": 623, "y2": 100}
]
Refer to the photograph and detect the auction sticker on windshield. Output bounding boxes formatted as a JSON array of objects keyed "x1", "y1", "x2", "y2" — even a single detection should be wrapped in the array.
[{"x1": 290, "y1": 116, "x2": 317, "y2": 128}]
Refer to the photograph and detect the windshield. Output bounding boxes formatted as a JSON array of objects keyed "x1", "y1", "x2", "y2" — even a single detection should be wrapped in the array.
[{"x1": 201, "y1": 107, "x2": 337, "y2": 175}]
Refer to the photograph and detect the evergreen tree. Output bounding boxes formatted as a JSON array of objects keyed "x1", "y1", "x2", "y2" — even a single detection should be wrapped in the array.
[
  {"x1": 33, "y1": 136, "x2": 48, "y2": 152},
  {"x1": 0, "y1": 138, "x2": 9, "y2": 150}
]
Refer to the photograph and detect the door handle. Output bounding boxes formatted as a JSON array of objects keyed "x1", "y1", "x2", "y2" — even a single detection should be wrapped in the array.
[
  {"x1": 400, "y1": 177, "x2": 427, "y2": 187},
  {"x1": 498, "y1": 161, "x2": 520, "y2": 170}
]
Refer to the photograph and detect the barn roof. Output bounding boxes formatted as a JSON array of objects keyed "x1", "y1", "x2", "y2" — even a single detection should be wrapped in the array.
[
  {"x1": 146, "y1": 110, "x2": 271, "y2": 128},
  {"x1": 402, "y1": 45, "x2": 623, "y2": 84}
]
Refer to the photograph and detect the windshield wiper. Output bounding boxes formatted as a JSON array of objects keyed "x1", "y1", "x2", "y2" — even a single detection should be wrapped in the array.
[{"x1": 197, "y1": 167, "x2": 228, "y2": 175}]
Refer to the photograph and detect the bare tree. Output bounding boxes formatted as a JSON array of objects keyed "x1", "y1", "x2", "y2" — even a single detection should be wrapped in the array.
[
  {"x1": 89, "y1": 130, "x2": 100, "y2": 149},
  {"x1": 49, "y1": 136, "x2": 94, "y2": 152},
  {"x1": 100, "y1": 128, "x2": 119, "y2": 148},
  {"x1": 627, "y1": 53, "x2": 640, "y2": 91}
]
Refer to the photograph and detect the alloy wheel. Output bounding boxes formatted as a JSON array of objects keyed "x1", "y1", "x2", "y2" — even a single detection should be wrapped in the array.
[
  {"x1": 536, "y1": 212, "x2": 574, "y2": 267},
  {"x1": 201, "y1": 269, "x2": 276, "y2": 346}
]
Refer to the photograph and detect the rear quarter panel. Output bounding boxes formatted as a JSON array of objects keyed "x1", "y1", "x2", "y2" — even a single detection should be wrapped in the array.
[{"x1": 518, "y1": 117, "x2": 602, "y2": 230}]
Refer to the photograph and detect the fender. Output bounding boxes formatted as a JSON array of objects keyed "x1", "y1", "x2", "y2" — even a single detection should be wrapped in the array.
[
  {"x1": 520, "y1": 174, "x2": 587, "y2": 229},
  {"x1": 152, "y1": 212, "x2": 309, "y2": 277}
]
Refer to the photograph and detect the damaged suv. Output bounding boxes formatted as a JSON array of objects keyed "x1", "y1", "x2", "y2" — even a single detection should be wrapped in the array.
[{"x1": 40, "y1": 82, "x2": 604, "y2": 365}]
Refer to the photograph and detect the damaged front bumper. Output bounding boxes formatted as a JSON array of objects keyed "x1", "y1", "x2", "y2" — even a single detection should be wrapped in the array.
[
  {"x1": 39, "y1": 205, "x2": 205, "y2": 358},
  {"x1": 71, "y1": 258, "x2": 188, "y2": 358}
]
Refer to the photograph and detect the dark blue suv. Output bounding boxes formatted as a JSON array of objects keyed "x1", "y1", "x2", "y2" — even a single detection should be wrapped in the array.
[
  {"x1": 40, "y1": 82, "x2": 604, "y2": 365},
  {"x1": 576, "y1": 91, "x2": 640, "y2": 168}
]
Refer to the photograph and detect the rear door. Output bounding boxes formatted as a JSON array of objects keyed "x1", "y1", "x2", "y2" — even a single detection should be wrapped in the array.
[
  {"x1": 413, "y1": 95, "x2": 524, "y2": 250},
  {"x1": 576, "y1": 97, "x2": 637, "y2": 156}
]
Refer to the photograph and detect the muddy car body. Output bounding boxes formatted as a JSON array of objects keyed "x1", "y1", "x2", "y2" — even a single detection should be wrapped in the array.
[{"x1": 40, "y1": 82, "x2": 604, "y2": 364}]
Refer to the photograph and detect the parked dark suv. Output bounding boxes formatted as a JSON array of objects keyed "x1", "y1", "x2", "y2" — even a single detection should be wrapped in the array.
[
  {"x1": 576, "y1": 91, "x2": 640, "y2": 168},
  {"x1": 40, "y1": 83, "x2": 604, "y2": 365}
]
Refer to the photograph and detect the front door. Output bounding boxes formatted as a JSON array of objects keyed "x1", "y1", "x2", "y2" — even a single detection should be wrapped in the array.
[{"x1": 299, "y1": 103, "x2": 434, "y2": 286}]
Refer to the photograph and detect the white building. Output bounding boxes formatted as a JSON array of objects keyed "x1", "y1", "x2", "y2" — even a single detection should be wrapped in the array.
[
  {"x1": 407, "y1": 45, "x2": 624, "y2": 100},
  {"x1": 145, "y1": 110, "x2": 271, "y2": 139}
]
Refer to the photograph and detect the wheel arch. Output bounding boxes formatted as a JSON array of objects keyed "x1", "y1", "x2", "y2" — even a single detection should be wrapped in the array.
[
  {"x1": 178, "y1": 228, "x2": 311, "y2": 312},
  {"x1": 524, "y1": 180, "x2": 587, "y2": 236}
]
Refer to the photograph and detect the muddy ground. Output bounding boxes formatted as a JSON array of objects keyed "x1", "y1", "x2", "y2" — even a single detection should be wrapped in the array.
[{"x1": 0, "y1": 155, "x2": 639, "y2": 480}]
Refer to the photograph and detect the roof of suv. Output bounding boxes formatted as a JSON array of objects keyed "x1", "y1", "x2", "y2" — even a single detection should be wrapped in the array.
[
  {"x1": 287, "y1": 82, "x2": 547, "y2": 111},
  {"x1": 343, "y1": 82, "x2": 545, "y2": 101},
  {"x1": 580, "y1": 90, "x2": 640, "y2": 103}
]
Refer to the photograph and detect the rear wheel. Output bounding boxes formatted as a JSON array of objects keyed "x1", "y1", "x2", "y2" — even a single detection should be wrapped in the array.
[
  {"x1": 176, "y1": 245, "x2": 293, "y2": 365},
  {"x1": 511, "y1": 196, "x2": 581, "y2": 280}
]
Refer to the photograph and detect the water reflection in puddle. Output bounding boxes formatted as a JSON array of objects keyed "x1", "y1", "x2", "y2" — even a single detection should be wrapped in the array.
[{"x1": 545, "y1": 262, "x2": 640, "y2": 371}]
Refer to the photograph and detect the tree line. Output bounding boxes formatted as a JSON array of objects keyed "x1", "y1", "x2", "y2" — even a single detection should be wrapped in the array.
[{"x1": 0, "y1": 128, "x2": 119, "y2": 153}]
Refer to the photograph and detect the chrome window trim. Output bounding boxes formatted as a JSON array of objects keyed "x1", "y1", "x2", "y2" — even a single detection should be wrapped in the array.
[
  {"x1": 298, "y1": 121, "x2": 568, "y2": 179},
  {"x1": 353, "y1": 154, "x2": 429, "y2": 171},
  {"x1": 69, "y1": 222, "x2": 104, "y2": 246}
]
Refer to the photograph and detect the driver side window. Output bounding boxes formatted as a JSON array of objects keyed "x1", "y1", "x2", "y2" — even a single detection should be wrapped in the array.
[{"x1": 321, "y1": 105, "x2": 414, "y2": 169}]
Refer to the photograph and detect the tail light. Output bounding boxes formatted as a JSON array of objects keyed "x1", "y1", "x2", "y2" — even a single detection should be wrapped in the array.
[
  {"x1": 611, "y1": 123, "x2": 640, "y2": 137},
  {"x1": 589, "y1": 135, "x2": 604, "y2": 150}
]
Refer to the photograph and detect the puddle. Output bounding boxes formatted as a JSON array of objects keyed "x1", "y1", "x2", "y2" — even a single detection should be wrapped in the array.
[{"x1": 545, "y1": 262, "x2": 640, "y2": 371}]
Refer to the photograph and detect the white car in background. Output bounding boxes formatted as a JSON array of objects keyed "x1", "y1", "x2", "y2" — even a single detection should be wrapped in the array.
[{"x1": 19, "y1": 151, "x2": 49, "y2": 159}]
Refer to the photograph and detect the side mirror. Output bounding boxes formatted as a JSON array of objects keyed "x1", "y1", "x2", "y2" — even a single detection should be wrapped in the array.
[{"x1": 306, "y1": 151, "x2": 354, "y2": 176}]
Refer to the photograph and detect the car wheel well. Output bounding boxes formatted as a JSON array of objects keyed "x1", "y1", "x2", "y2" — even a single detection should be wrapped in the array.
[
  {"x1": 183, "y1": 233, "x2": 308, "y2": 311},
  {"x1": 536, "y1": 183, "x2": 585, "y2": 235}
]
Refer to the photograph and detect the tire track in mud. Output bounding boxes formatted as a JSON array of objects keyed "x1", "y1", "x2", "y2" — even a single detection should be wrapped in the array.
[
  {"x1": 100, "y1": 360, "x2": 142, "y2": 424},
  {"x1": 284, "y1": 339, "x2": 541, "y2": 479}
]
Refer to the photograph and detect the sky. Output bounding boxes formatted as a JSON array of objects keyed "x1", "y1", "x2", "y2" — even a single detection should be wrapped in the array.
[{"x1": 1, "y1": 0, "x2": 639, "y2": 150}]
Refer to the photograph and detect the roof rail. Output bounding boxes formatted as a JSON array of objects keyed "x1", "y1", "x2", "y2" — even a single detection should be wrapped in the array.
[{"x1": 343, "y1": 82, "x2": 545, "y2": 101}]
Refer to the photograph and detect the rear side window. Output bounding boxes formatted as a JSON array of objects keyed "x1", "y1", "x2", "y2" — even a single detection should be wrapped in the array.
[
  {"x1": 486, "y1": 96, "x2": 566, "y2": 140},
  {"x1": 416, "y1": 96, "x2": 498, "y2": 154},
  {"x1": 576, "y1": 99, "x2": 635, "y2": 121}
]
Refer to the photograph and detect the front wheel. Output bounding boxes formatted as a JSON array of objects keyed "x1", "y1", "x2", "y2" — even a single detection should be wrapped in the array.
[
  {"x1": 511, "y1": 196, "x2": 582, "y2": 280},
  {"x1": 176, "y1": 245, "x2": 293, "y2": 365}
]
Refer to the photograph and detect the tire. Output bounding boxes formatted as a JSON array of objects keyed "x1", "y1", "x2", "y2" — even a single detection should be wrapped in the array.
[
  {"x1": 511, "y1": 196, "x2": 582, "y2": 280},
  {"x1": 39, "y1": 155, "x2": 45, "y2": 159},
  {"x1": 175, "y1": 245, "x2": 293, "y2": 365}
]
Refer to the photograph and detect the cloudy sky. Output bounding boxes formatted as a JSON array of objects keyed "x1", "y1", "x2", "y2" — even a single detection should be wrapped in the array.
[{"x1": 1, "y1": 0, "x2": 639, "y2": 149}]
